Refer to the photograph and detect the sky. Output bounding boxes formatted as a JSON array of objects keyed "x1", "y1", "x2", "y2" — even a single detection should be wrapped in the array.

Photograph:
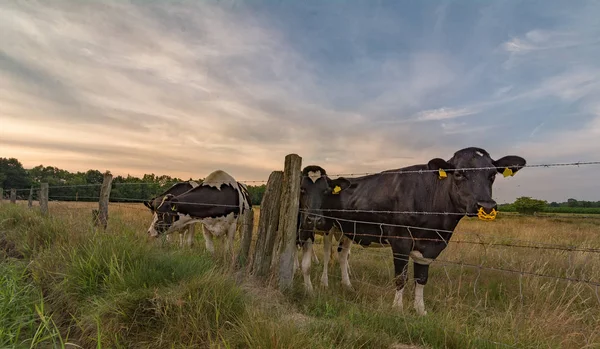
[{"x1": 1, "y1": 0, "x2": 600, "y2": 203}]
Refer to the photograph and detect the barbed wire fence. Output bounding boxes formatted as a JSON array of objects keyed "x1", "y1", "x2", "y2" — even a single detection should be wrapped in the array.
[{"x1": 2, "y1": 155, "x2": 600, "y2": 347}]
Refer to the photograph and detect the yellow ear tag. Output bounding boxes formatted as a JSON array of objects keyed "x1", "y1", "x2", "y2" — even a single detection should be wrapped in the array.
[
  {"x1": 171, "y1": 204, "x2": 177, "y2": 211},
  {"x1": 332, "y1": 185, "x2": 341, "y2": 194},
  {"x1": 477, "y1": 207, "x2": 497, "y2": 221},
  {"x1": 438, "y1": 169, "x2": 447, "y2": 179},
  {"x1": 502, "y1": 167, "x2": 514, "y2": 177}
]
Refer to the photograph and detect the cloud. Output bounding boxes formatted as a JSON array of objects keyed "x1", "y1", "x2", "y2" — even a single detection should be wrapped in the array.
[
  {"x1": 1, "y1": 0, "x2": 600, "y2": 203},
  {"x1": 415, "y1": 107, "x2": 479, "y2": 121}
]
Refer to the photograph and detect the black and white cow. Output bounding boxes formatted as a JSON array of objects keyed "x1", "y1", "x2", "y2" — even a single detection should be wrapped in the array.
[
  {"x1": 297, "y1": 147, "x2": 526, "y2": 315},
  {"x1": 144, "y1": 181, "x2": 200, "y2": 247},
  {"x1": 146, "y1": 170, "x2": 252, "y2": 257},
  {"x1": 296, "y1": 165, "x2": 350, "y2": 291}
]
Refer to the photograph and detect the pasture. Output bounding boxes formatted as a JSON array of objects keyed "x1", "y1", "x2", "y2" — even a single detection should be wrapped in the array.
[{"x1": 1, "y1": 200, "x2": 600, "y2": 348}]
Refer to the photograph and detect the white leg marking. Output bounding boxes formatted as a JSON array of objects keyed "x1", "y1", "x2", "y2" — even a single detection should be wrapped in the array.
[
  {"x1": 294, "y1": 248, "x2": 300, "y2": 274},
  {"x1": 203, "y1": 226, "x2": 215, "y2": 254},
  {"x1": 320, "y1": 233, "x2": 332, "y2": 287},
  {"x1": 414, "y1": 283, "x2": 427, "y2": 316},
  {"x1": 393, "y1": 288, "x2": 404, "y2": 310},
  {"x1": 225, "y1": 219, "x2": 238, "y2": 262},
  {"x1": 302, "y1": 241, "x2": 314, "y2": 293},
  {"x1": 338, "y1": 237, "x2": 353, "y2": 290},
  {"x1": 186, "y1": 224, "x2": 195, "y2": 247}
]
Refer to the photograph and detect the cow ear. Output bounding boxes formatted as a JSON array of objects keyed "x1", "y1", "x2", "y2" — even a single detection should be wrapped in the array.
[
  {"x1": 143, "y1": 200, "x2": 153, "y2": 210},
  {"x1": 493, "y1": 156, "x2": 526, "y2": 177},
  {"x1": 427, "y1": 158, "x2": 455, "y2": 179},
  {"x1": 328, "y1": 177, "x2": 351, "y2": 194}
]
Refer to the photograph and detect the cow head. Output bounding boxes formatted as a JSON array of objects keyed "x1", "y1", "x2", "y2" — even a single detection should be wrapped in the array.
[
  {"x1": 298, "y1": 165, "x2": 351, "y2": 244},
  {"x1": 146, "y1": 194, "x2": 180, "y2": 237},
  {"x1": 427, "y1": 147, "x2": 526, "y2": 220},
  {"x1": 143, "y1": 198, "x2": 158, "y2": 211}
]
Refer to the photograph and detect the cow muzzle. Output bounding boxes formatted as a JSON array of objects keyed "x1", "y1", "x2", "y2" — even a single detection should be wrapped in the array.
[
  {"x1": 147, "y1": 228, "x2": 159, "y2": 238},
  {"x1": 476, "y1": 201, "x2": 498, "y2": 221}
]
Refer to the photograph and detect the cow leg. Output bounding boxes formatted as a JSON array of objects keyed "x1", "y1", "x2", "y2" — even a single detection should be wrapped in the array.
[
  {"x1": 320, "y1": 232, "x2": 332, "y2": 287},
  {"x1": 294, "y1": 248, "x2": 300, "y2": 274},
  {"x1": 186, "y1": 224, "x2": 195, "y2": 247},
  {"x1": 203, "y1": 225, "x2": 215, "y2": 254},
  {"x1": 312, "y1": 247, "x2": 320, "y2": 264},
  {"x1": 391, "y1": 243, "x2": 410, "y2": 311},
  {"x1": 338, "y1": 237, "x2": 353, "y2": 290},
  {"x1": 302, "y1": 241, "x2": 314, "y2": 293},
  {"x1": 411, "y1": 251, "x2": 434, "y2": 316},
  {"x1": 224, "y1": 221, "x2": 237, "y2": 262}
]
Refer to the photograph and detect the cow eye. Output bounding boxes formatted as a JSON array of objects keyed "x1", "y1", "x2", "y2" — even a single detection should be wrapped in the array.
[{"x1": 454, "y1": 171, "x2": 466, "y2": 180}]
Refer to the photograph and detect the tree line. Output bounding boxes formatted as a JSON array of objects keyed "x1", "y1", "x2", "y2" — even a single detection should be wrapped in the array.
[
  {"x1": 0, "y1": 157, "x2": 266, "y2": 206},
  {"x1": 2, "y1": 157, "x2": 599, "y2": 213},
  {"x1": 498, "y1": 197, "x2": 600, "y2": 215}
]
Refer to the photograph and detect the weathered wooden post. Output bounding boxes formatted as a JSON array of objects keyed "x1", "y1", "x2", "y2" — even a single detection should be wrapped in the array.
[
  {"x1": 96, "y1": 171, "x2": 113, "y2": 230},
  {"x1": 28, "y1": 187, "x2": 34, "y2": 208},
  {"x1": 250, "y1": 171, "x2": 284, "y2": 280},
  {"x1": 10, "y1": 189, "x2": 17, "y2": 204},
  {"x1": 278, "y1": 154, "x2": 302, "y2": 291},
  {"x1": 40, "y1": 183, "x2": 49, "y2": 216},
  {"x1": 235, "y1": 207, "x2": 255, "y2": 270}
]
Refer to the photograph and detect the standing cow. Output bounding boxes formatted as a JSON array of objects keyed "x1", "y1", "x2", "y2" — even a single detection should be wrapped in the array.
[
  {"x1": 144, "y1": 181, "x2": 200, "y2": 247},
  {"x1": 146, "y1": 170, "x2": 251, "y2": 258},
  {"x1": 297, "y1": 165, "x2": 351, "y2": 290},
  {"x1": 297, "y1": 147, "x2": 526, "y2": 315}
]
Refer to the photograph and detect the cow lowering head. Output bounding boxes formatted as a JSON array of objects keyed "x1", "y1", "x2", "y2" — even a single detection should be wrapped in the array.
[
  {"x1": 146, "y1": 194, "x2": 180, "y2": 237},
  {"x1": 427, "y1": 147, "x2": 526, "y2": 219},
  {"x1": 298, "y1": 165, "x2": 351, "y2": 244}
]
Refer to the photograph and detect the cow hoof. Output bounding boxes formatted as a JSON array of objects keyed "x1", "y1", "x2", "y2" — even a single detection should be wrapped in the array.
[
  {"x1": 415, "y1": 309, "x2": 427, "y2": 316},
  {"x1": 320, "y1": 278, "x2": 329, "y2": 288},
  {"x1": 342, "y1": 283, "x2": 355, "y2": 292}
]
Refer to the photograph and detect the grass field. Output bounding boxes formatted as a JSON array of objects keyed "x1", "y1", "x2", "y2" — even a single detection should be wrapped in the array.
[{"x1": 1, "y1": 201, "x2": 599, "y2": 348}]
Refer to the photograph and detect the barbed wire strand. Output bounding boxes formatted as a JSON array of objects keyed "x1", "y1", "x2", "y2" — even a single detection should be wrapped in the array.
[
  {"x1": 37, "y1": 196, "x2": 600, "y2": 255},
  {"x1": 299, "y1": 233, "x2": 600, "y2": 287},
  {"x1": 326, "y1": 160, "x2": 600, "y2": 177},
  {"x1": 6, "y1": 159, "x2": 600, "y2": 193}
]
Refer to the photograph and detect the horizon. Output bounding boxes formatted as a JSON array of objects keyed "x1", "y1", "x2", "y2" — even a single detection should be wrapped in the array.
[{"x1": 2, "y1": 1, "x2": 600, "y2": 203}]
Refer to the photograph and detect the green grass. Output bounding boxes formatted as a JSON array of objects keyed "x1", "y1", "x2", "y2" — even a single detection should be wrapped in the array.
[
  {"x1": 1, "y1": 202, "x2": 599, "y2": 349},
  {"x1": 0, "y1": 261, "x2": 68, "y2": 348}
]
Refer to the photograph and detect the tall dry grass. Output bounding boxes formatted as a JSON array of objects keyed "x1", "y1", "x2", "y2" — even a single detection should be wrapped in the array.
[{"x1": 1, "y1": 201, "x2": 599, "y2": 348}]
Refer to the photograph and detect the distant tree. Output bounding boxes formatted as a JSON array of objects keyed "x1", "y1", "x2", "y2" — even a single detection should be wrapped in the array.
[
  {"x1": 549, "y1": 202, "x2": 559, "y2": 207},
  {"x1": 513, "y1": 196, "x2": 547, "y2": 215},
  {"x1": 0, "y1": 157, "x2": 31, "y2": 189},
  {"x1": 567, "y1": 198, "x2": 578, "y2": 207},
  {"x1": 246, "y1": 184, "x2": 266, "y2": 206}
]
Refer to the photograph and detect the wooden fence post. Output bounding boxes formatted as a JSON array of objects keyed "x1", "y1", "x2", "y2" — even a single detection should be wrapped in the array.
[
  {"x1": 96, "y1": 171, "x2": 113, "y2": 230},
  {"x1": 235, "y1": 207, "x2": 255, "y2": 271},
  {"x1": 10, "y1": 189, "x2": 17, "y2": 204},
  {"x1": 278, "y1": 154, "x2": 302, "y2": 291},
  {"x1": 250, "y1": 171, "x2": 284, "y2": 280},
  {"x1": 28, "y1": 187, "x2": 34, "y2": 208},
  {"x1": 40, "y1": 183, "x2": 49, "y2": 216}
]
